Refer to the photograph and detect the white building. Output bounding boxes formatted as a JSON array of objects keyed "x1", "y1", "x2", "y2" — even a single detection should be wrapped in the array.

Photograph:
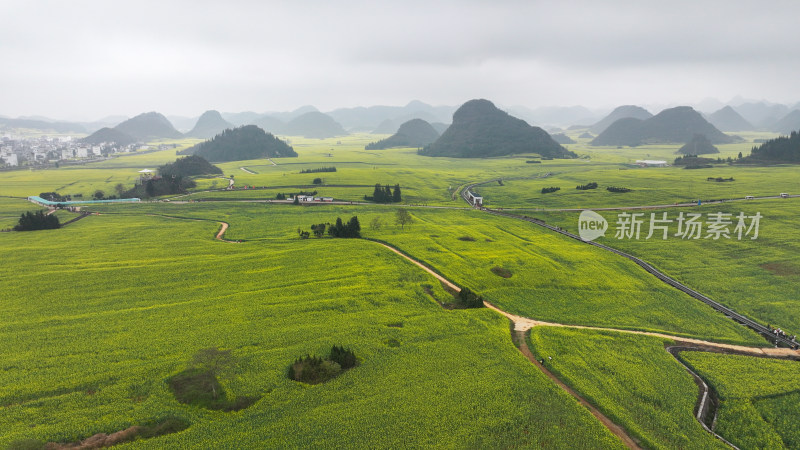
[
  {"x1": 3, "y1": 153, "x2": 18, "y2": 166},
  {"x1": 635, "y1": 160, "x2": 668, "y2": 167}
]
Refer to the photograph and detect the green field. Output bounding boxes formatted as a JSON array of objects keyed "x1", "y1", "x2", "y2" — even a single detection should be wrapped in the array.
[
  {"x1": 476, "y1": 164, "x2": 799, "y2": 209},
  {"x1": 0, "y1": 214, "x2": 624, "y2": 448},
  {"x1": 523, "y1": 201, "x2": 800, "y2": 335},
  {"x1": 83, "y1": 202, "x2": 763, "y2": 344},
  {"x1": 2, "y1": 132, "x2": 798, "y2": 447},
  {"x1": 528, "y1": 327, "x2": 726, "y2": 449},
  {"x1": 681, "y1": 352, "x2": 800, "y2": 449}
]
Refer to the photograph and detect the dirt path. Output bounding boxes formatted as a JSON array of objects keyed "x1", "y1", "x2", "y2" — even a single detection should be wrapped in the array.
[
  {"x1": 372, "y1": 241, "x2": 461, "y2": 292},
  {"x1": 371, "y1": 240, "x2": 641, "y2": 447},
  {"x1": 515, "y1": 329, "x2": 642, "y2": 449},
  {"x1": 216, "y1": 222, "x2": 229, "y2": 240},
  {"x1": 483, "y1": 302, "x2": 800, "y2": 358}
]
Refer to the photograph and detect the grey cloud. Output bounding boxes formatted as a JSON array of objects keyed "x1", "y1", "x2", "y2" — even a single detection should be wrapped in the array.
[{"x1": 1, "y1": 0, "x2": 798, "y2": 119}]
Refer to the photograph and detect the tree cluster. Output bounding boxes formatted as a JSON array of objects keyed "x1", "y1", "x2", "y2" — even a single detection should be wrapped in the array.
[
  {"x1": 287, "y1": 345, "x2": 357, "y2": 384},
  {"x1": 741, "y1": 131, "x2": 800, "y2": 163},
  {"x1": 707, "y1": 177, "x2": 735, "y2": 182},
  {"x1": 298, "y1": 216, "x2": 361, "y2": 239},
  {"x1": 159, "y1": 155, "x2": 222, "y2": 178},
  {"x1": 14, "y1": 210, "x2": 60, "y2": 231},
  {"x1": 541, "y1": 186, "x2": 560, "y2": 194},
  {"x1": 39, "y1": 192, "x2": 70, "y2": 202},
  {"x1": 122, "y1": 176, "x2": 196, "y2": 199},
  {"x1": 576, "y1": 182, "x2": 598, "y2": 190},
  {"x1": 300, "y1": 167, "x2": 336, "y2": 173},
  {"x1": 181, "y1": 125, "x2": 297, "y2": 162},
  {"x1": 606, "y1": 186, "x2": 632, "y2": 193},
  {"x1": 365, "y1": 184, "x2": 401, "y2": 203},
  {"x1": 328, "y1": 217, "x2": 361, "y2": 238},
  {"x1": 455, "y1": 287, "x2": 484, "y2": 309}
]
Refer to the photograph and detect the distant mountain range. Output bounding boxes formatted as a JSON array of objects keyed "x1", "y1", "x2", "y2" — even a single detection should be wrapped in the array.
[
  {"x1": 771, "y1": 110, "x2": 800, "y2": 135},
  {"x1": 590, "y1": 106, "x2": 653, "y2": 134},
  {"x1": 186, "y1": 110, "x2": 233, "y2": 139},
  {"x1": 0, "y1": 117, "x2": 87, "y2": 134},
  {"x1": 81, "y1": 127, "x2": 138, "y2": 146},
  {"x1": 6, "y1": 98, "x2": 800, "y2": 138},
  {"x1": 591, "y1": 106, "x2": 736, "y2": 146},
  {"x1": 706, "y1": 106, "x2": 753, "y2": 131},
  {"x1": 115, "y1": 112, "x2": 183, "y2": 141},
  {"x1": 420, "y1": 99, "x2": 574, "y2": 159},
  {"x1": 83, "y1": 111, "x2": 183, "y2": 144},
  {"x1": 280, "y1": 112, "x2": 347, "y2": 139},
  {"x1": 365, "y1": 119, "x2": 440, "y2": 150}
]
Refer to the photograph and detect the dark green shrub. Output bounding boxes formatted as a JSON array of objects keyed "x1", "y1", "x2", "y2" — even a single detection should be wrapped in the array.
[{"x1": 329, "y1": 345, "x2": 357, "y2": 369}]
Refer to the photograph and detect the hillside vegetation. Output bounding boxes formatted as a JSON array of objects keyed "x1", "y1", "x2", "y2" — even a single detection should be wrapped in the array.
[
  {"x1": 182, "y1": 125, "x2": 297, "y2": 162},
  {"x1": 592, "y1": 106, "x2": 735, "y2": 146},
  {"x1": 186, "y1": 110, "x2": 233, "y2": 139},
  {"x1": 741, "y1": 130, "x2": 800, "y2": 163},
  {"x1": 114, "y1": 112, "x2": 183, "y2": 140},
  {"x1": 159, "y1": 155, "x2": 222, "y2": 178},
  {"x1": 420, "y1": 99, "x2": 575, "y2": 159},
  {"x1": 82, "y1": 127, "x2": 138, "y2": 146},
  {"x1": 365, "y1": 119, "x2": 439, "y2": 149}
]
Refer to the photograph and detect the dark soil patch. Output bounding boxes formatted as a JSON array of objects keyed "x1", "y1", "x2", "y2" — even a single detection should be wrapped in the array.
[
  {"x1": 761, "y1": 261, "x2": 800, "y2": 277},
  {"x1": 386, "y1": 321, "x2": 403, "y2": 328},
  {"x1": 422, "y1": 284, "x2": 442, "y2": 306},
  {"x1": 440, "y1": 280, "x2": 459, "y2": 298},
  {"x1": 12, "y1": 417, "x2": 190, "y2": 450},
  {"x1": 491, "y1": 266, "x2": 513, "y2": 278},
  {"x1": 457, "y1": 236, "x2": 476, "y2": 241},
  {"x1": 166, "y1": 368, "x2": 258, "y2": 411}
]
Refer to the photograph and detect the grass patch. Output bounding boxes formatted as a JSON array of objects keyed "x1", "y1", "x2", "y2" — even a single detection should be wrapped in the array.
[
  {"x1": 166, "y1": 368, "x2": 258, "y2": 411},
  {"x1": 760, "y1": 261, "x2": 800, "y2": 277},
  {"x1": 490, "y1": 266, "x2": 513, "y2": 278},
  {"x1": 385, "y1": 338, "x2": 401, "y2": 348}
]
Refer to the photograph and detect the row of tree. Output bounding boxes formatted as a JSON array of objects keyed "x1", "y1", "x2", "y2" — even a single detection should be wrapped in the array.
[
  {"x1": 300, "y1": 167, "x2": 336, "y2": 173},
  {"x1": 14, "y1": 210, "x2": 60, "y2": 231},
  {"x1": 541, "y1": 186, "x2": 560, "y2": 194},
  {"x1": 576, "y1": 182, "x2": 598, "y2": 190},
  {"x1": 299, "y1": 216, "x2": 361, "y2": 239},
  {"x1": 365, "y1": 184, "x2": 401, "y2": 203}
]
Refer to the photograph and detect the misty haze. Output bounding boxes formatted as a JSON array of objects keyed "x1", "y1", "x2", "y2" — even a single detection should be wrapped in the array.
[{"x1": 2, "y1": 1, "x2": 799, "y2": 448}]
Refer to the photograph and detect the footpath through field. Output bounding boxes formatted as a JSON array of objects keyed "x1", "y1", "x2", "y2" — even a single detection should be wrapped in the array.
[{"x1": 367, "y1": 239, "x2": 641, "y2": 448}]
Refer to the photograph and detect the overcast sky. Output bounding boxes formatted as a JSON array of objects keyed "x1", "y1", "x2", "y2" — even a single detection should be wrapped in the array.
[{"x1": 2, "y1": 0, "x2": 799, "y2": 120}]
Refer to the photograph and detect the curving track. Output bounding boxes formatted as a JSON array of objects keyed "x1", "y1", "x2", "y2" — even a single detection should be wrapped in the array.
[{"x1": 462, "y1": 183, "x2": 797, "y2": 348}]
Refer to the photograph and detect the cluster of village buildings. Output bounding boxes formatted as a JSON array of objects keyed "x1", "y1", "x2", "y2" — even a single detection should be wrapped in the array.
[{"x1": 0, "y1": 134, "x2": 176, "y2": 167}]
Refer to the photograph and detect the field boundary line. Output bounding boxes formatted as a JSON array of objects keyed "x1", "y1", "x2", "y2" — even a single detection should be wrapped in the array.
[
  {"x1": 514, "y1": 328, "x2": 642, "y2": 449},
  {"x1": 370, "y1": 239, "x2": 640, "y2": 448},
  {"x1": 471, "y1": 200, "x2": 798, "y2": 347}
]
